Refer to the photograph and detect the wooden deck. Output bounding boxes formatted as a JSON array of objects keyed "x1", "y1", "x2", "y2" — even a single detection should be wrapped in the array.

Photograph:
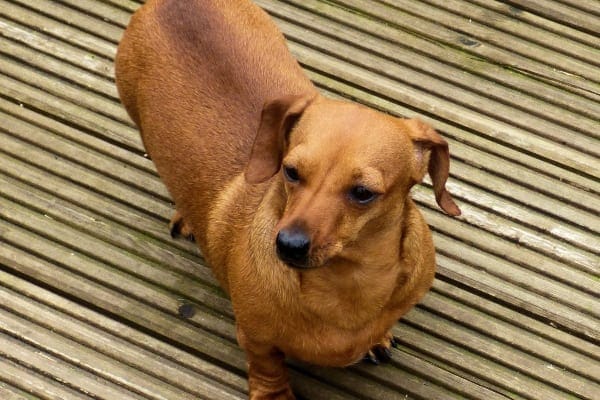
[{"x1": 0, "y1": 0, "x2": 599, "y2": 399}]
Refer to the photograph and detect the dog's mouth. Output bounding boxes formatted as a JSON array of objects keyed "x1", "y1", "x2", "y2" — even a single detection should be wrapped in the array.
[{"x1": 278, "y1": 255, "x2": 312, "y2": 269}]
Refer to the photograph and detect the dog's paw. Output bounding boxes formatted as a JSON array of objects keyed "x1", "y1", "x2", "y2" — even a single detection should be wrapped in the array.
[
  {"x1": 250, "y1": 388, "x2": 295, "y2": 400},
  {"x1": 169, "y1": 210, "x2": 195, "y2": 241},
  {"x1": 363, "y1": 334, "x2": 400, "y2": 365}
]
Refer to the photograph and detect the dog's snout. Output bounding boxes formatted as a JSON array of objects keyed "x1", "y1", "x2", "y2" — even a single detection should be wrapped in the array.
[{"x1": 276, "y1": 228, "x2": 310, "y2": 268}]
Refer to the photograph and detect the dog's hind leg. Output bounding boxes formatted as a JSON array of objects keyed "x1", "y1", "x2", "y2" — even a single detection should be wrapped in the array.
[{"x1": 169, "y1": 210, "x2": 195, "y2": 241}]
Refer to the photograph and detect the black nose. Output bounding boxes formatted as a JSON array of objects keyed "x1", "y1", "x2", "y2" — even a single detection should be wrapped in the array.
[{"x1": 276, "y1": 228, "x2": 310, "y2": 268}]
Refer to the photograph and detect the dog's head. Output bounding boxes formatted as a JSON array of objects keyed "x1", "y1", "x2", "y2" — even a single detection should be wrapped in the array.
[{"x1": 245, "y1": 94, "x2": 460, "y2": 269}]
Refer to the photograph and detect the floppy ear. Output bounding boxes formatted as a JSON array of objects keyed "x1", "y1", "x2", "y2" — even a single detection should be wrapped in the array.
[
  {"x1": 404, "y1": 118, "x2": 461, "y2": 216},
  {"x1": 245, "y1": 94, "x2": 315, "y2": 184}
]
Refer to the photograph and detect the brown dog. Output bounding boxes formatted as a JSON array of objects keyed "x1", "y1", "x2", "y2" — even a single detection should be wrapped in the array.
[{"x1": 115, "y1": 0, "x2": 460, "y2": 398}]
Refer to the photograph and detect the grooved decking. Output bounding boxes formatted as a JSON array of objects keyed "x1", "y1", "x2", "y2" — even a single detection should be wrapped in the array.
[{"x1": 0, "y1": 1, "x2": 599, "y2": 399}]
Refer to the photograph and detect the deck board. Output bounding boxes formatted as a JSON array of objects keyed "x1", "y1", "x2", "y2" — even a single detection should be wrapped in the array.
[{"x1": 0, "y1": 0, "x2": 598, "y2": 399}]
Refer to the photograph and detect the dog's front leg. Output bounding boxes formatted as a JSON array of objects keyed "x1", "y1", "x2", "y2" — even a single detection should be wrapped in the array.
[{"x1": 238, "y1": 329, "x2": 294, "y2": 399}]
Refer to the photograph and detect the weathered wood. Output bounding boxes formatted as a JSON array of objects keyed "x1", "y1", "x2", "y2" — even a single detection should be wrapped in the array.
[
  {"x1": 45, "y1": 0, "x2": 132, "y2": 28},
  {"x1": 276, "y1": 0, "x2": 600, "y2": 118},
  {"x1": 266, "y1": 1, "x2": 600, "y2": 138},
  {"x1": 0, "y1": 357, "x2": 95, "y2": 400},
  {"x1": 392, "y1": 322, "x2": 580, "y2": 400},
  {"x1": 0, "y1": 73, "x2": 142, "y2": 152},
  {"x1": 304, "y1": 67, "x2": 600, "y2": 195},
  {"x1": 0, "y1": 37, "x2": 118, "y2": 100},
  {"x1": 0, "y1": 131, "x2": 166, "y2": 216},
  {"x1": 420, "y1": 291, "x2": 600, "y2": 381},
  {"x1": 0, "y1": 97, "x2": 154, "y2": 173},
  {"x1": 2, "y1": 0, "x2": 120, "y2": 50},
  {"x1": 0, "y1": 381, "x2": 43, "y2": 400},
  {"x1": 0, "y1": 332, "x2": 152, "y2": 400},
  {"x1": 468, "y1": 0, "x2": 600, "y2": 47},
  {"x1": 276, "y1": 20, "x2": 600, "y2": 157},
  {"x1": 289, "y1": 42, "x2": 599, "y2": 176},
  {"x1": 502, "y1": 0, "x2": 600, "y2": 35},
  {"x1": 377, "y1": 0, "x2": 600, "y2": 82},
  {"x1": 406, "y1": 307, "x2": 599, "y2": 398},
  {"x1": 0, "y1": 269, "x2": 247, "y2": 394},
  {"x1": 0, "y1": 304, "x2": 242, "y2": 400},
  {"x1": 419, "y1": 0, "x2": 600, "y2": 66},
  {"x1": 1, "y1": 0, "x2": 598, "y2": 399},
  {"x1": 0, "y1": 17, "x2": 114, "y2": 77},
  {"x1": 431, "y1": 280, "x2": 600, "y2": 360},
  {"x1": 0, "y1": 54, "x2": 131, "y2": 124},
  {"x1": 1, "y1": 111, "x2": 165, "y2": 198},
  {"x1": 435, "y1": 253, "x2": 600, "y2": 342}
]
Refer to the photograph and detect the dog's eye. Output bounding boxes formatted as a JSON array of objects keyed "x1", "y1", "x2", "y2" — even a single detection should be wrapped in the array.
[
  {"x1": 283, "y1": 166, "x2": 300, "y2": 183},
  {"x1": 349, "y1": 186, "x2": 377, "y2": 204}
]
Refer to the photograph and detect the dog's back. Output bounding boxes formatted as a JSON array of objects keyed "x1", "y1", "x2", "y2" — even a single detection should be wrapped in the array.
[{"x1": 115, "y1": 0, "x2": 315, "y2": 244}]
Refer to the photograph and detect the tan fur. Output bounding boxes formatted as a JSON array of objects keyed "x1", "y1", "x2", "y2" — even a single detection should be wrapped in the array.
[{"x1": 115, "y1": 1, "x2": 460, "y2": 399}]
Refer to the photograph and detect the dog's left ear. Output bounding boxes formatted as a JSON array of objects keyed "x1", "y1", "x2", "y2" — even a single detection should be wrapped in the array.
[
  {"x1": 404, "y1": 118, "x2": 461, "y2": 216},
  {"x1": 245, "y1": 94, "x2": 315, "y2": 184}
]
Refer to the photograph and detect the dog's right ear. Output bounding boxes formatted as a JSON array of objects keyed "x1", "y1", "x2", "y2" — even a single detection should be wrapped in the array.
[
  {"x1": 245, "y1": 94, "x2": 315, "y2": 184},
  {"x1": 404, "y1": 118, "x2": 461, "y2": 216}
]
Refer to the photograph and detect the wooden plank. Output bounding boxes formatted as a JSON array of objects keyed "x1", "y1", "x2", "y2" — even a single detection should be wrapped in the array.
[
  {"x1": 270, "y1": 0, "x2": 600, "y2": 142},
  {"x1": 424, "y1": 0, "x2": 600, "y2": 65},
  {"x1": 276, "y1": 0, "x2": 600, "y2": 117},
  {"x1": 0, "y1": 242, "x2": 244, "y2": 367},
  {"x1": 101, "y1": 0, "x2": 140, "y2": 13},
  {"x1": 0, "y1": 36, "x2": 118, "y2": 100},
  {"x1": 272, "y1": 16, "x2": 600, "y2": 155},
  {"x1": 47, "y1": 0, "x2": 132, "y2": 28},
  {"x1": 404, "y1": 311, "x2": 600, "y2": 398},
  {"x1": 327, "y1": 0, "x2": 600, "y2": 98},
  {"x1": 0, "y1": 170, "x2": 209, "y2": 282},
  {"x1": 468, "y1": 0, "x2": 600, "y2": 48},
  {"x1": 0, "y1": 381, "x2": 43, "y2": 400},
  {"x1": 431, "y1": 280, "x2": 600, "y2": 360},
  {"x1": 0, "y1": 97, "x2": 154, "y2": 174},
  {"x1": 305, "y1": 67, "x2": 600, "y2": 196},
  {"x1": 288, "y1": 42, "x2": 600, "y2": 177},
  {"x1": 417, "y1": 182, "x2": 600, "y2": 273},
  {"x1": 0, "y1": 154, "x2": 183, "y2": 253},
  {"x1": 0, "y1": 17, "x2": 114, "y2": 78},
  {"x1": 502, "y1": 0, "x2": 600, "y2": 34},
  {"x1": 435, "y1": 253, "x2": 600, "y2": 342},
  {"x1": 392, "y1": 322, "x2": 583, "y2": 400},
  {"x1": 0, "y1": 357, "x2": 95, "y2": 400},
  {"x1": 364, "y1": 346, "x2": 512, "y2": 400},
  {"x1": 0, "y1": 131, "x2": 167, "y2": 217},
  {"x1": 443, "y1": 174, "x2": 600, "y2": 257},
  {"x1": 0, "y1": 332, "x2": 153, "y2": 400},
  {"x1": 0, "y1": 54, "x2": 131, "y2": 124},
  {"x1": 1, "y1": 0, "x2": 119, "y2": 51},
  {"x1": 0, "y1": 74, "x2": 142, "y2": 152},
  {"x1": 424, "y1": 198, "x2": 598, "y2": 284},
  {"x1": 1, "y1": 111, "x2": 165, "y2": 199},
  {"x1": 556, "y1": 0, "x2": 600, "y2": 14},
  {"x1": 0, "y1": 306, "x2": 242, "y2": 400},
  {"x1": 425, "y1": 200, "x2": 599, "y2": 305},
  {"x1": 0, "y1": 269, "x2": 247, "y2": 395},
  {"x1": 0, "y1": 198, "x2": 228, "y2": 320},
  {"x1": 375, "y1": 0, "x2": 600, "y2": 82},
  {"x1": 0, "y1": 246, "x2": 364, "y2": 400},
  {"x1": 421, "y1": 291, "x2": 600, "y2": 381}
]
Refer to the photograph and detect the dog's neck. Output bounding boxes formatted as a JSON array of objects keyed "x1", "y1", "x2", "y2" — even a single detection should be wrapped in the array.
[{"x1": 252, "y1": 177, "x2": 412, "y2": 328}]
